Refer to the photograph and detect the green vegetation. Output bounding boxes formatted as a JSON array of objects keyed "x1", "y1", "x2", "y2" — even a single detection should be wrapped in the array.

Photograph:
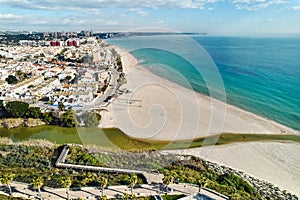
[
  {"x1": 15, "y1": 70, "x2": 28, "y2": 81},
  {"x1": 163, "y1": 157, "x2": 261, "y2": 199},
  {"x1": 0, "y1": 100, "x2": 101, "y2": 128},
  {"x1": 127, "y1": 174, "x2": 138, "y2": 195},
  {"x1": 161, "y1": 194, "x2": 186, "y2": 200},
  {"x1": 162, "y1": 175, "x2": 173, "y2": 194},
  {"x1": 81, "y1": 112, "x2": 101, "y2": 128},
  {"x1": 58, "y1": 102, "x2": 65, "y2": 111},
  {"x1": 60, "y1": 175, "x2": 72, "y2": 200},
  {"x1": 27, "y1": 107, "x2": 42, "y2": 119},
  {"x1": 31, "y1": 175, "x2": 44, "y2": 198},
  {"x1": 0, "y1": 194, "x2": 24, "y2": 200},
  {"x1": 0, "y1": 141, "x2": 277, "y2": 199},
  {"x1": 97, "y1": 176, "x2": 108, "y2": 197},
  {"x1": 60, "y1": 109, "x2": 78, "y2": 128},
  {"x1": 5, "y1": 101, "x2": 29, "y2": 118},
  {"x1": 0, "y1": 124, "x2": 299, "y2": 151},
  {"x1": 66, "y1": 145, "x2": 176, "y2": 171},
  {"x1": 5, "y1": 75, "x2": 18, "y2": 84},
  {"x1": 65, "y1": 75, "x2": 72, "y2": 81},
  {"x1": 0, "y1": 143, "x2": 145, "y2": 190},
  {"x1": 116, "y1": 55, "x2": 123, "y2": 72},
  {"x1": 0, "y1": 172, "x2": 15, "y2": 195}
]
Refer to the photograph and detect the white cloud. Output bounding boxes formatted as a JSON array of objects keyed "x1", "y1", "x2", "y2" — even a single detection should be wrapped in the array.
[
  {"x1": 0, "y1": 0, "x2": 290, "y2": 12},
  {"x1": 137, "y1": 11, "x2": 149, "y2": 17},
  {"x1": 231, "y1": 0, "x2": 287, "y2": 11},
  {"x1": 0, "y1": 13, "x2": 22, "y2": 20},
  {"x1": 153, "y1": 20, "x2": 165, "y2": 24},
  {"x1": 105, "y1": 21, "x2": 119, "y2": 25},
  {"x1": 0, "y1": 0, "x2": 220, "y2": 10},
  {"x1": 290, "y1": 6, "x2": 300, "y2": 11}
]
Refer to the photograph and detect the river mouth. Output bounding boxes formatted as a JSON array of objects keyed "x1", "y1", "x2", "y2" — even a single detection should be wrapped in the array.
[{"x1": 1, "y1": 125, "x2": 299, "y2": 152}]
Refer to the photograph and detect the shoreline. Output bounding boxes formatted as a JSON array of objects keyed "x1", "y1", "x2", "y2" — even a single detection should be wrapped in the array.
[
  {"x1": 102, "y1": 45, "x2": 299, "y2": 140},
  {"x1": 104, "y1": 45, "x2": 300, "y2": 196}
]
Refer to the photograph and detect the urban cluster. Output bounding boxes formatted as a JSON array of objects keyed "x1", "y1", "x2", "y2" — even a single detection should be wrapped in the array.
[{"x1": 0, "y1": 34, "x2": 125, "y2": 127}]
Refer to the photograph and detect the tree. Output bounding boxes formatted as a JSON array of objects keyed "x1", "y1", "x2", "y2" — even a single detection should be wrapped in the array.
[
  {"x1": 5, "y1": 101, "x2": 29, "y2": 118},
  {"x1": 0, "y1": 100, "x2": 4, "y2": 110},
  {"x1": 42, "y1": 112, "x2": 53, "y2": 124},
  {"x1": 60, "y1": 109, "x2": 78, "y2": 128},
  {"x1": 163, "y1": 175, "x2": 173, "y2": 194},
  {"x1": 5, "y1": 75, "x2": 18, "y2": 84},
  {"x1": 58, "y1": 102, "x2": 65, "y2": 111},
  {"x1": 81, "y1": 112, "x2": 101, "y2": 128},
  {"x1": 0, "y1": 172, "x2": 15, "y2": 196},
  {"x1": 127, "y1": 174, "x2": 138, "y2": 196},
  {"x1": 65, "y1": 76, "x2": 72, "y2": 81},
  {"x1": 15, "y1": 70, "x2": 27, "y2": 80},
  {"x1": 196, "y1": 176, "x2": 208, "y2": 193},
  {"x1": 97, "y1": 176, "x2": 108, "y2": 197},
  {"x1": 27, "y1": 107, "x2": 42, "y2": 119},
  {"x1": 31, "y1": 176, "x2": 44, "y2": 199},
  {"x1": 61, "y1": 176, "x2": 72, "y2": 200}
]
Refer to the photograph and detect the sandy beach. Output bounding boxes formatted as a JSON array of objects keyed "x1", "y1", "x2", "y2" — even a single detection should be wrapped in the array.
[
  {"x1": 99, "y1": 46, "x2": 300, "y2": 140},
  {"x1": 97, "y1": 46, "x2": 300, "y2": 197}
]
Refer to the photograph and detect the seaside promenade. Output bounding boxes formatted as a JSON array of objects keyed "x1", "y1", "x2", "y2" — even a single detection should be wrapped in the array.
[{"x1": 2, "y1": 182, "x2": 228, "y2": 200}]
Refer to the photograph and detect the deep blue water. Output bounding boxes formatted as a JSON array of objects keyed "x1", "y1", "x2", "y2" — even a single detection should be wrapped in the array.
[{"x1": 108, "y1": 36, "x2": 300, "y2": 131}]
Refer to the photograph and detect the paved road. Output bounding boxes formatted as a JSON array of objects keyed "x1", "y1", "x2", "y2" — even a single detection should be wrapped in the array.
[{"x1": 2, "y1": 182, "x2": 228, "y2": 200}]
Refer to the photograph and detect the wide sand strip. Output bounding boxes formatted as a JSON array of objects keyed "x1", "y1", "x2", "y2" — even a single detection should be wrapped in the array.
[
  {"x1": 96, "y1": 46, "x2": 300, "y2": 197},
  {"x1": 99, "y1": 46, "x2": 300, "y2": 141}
]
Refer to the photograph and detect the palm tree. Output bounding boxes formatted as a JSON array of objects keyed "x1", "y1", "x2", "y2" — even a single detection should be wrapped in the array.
[
  {"x1": 0, "y1": 172, "x2": 15, "y2": 195},
  {"x1": 31, "y1": 176, "x2": 44, "y2": 199},
  {"x1": 196, "y1": 176, "x2": 208, "y2": 193},
  {"x1": 122, "y1": 193, "x2": 129, "y2": 200},
  {"x1": 163, "y1": 175, "x2": 173, "y2": 194},
  {"x1": 127, "y1": 174, "x2": 138, "y2": 196},
  {"x1": 97, "y1": 176, "x2": 108, "y2": 197},
  {"x1": 61, "y1": 176, "x2": 72, "y2": 200}
]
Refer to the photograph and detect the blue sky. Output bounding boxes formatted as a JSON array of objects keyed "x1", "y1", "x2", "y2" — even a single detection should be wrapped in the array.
[{"x1": 0, "y1": 0, "x2": 300, "y2": 35}]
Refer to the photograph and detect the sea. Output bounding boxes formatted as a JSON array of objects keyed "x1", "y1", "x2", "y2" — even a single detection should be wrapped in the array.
[{"x1": 108, "y1": 35, "x2": 300, "y2": 131}]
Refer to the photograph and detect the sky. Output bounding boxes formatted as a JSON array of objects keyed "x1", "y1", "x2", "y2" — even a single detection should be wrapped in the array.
[{"x1": 0, "y1": 0, "x2": 300, "y2": 35}]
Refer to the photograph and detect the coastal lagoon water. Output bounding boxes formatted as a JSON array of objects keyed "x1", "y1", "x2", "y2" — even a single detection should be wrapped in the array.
[
  {"x1": 0, "y1": 126, "x2": 143, "y2": 149},
  {"x1": 108, "y1": 36, "x2": 300, "y2": 131}
]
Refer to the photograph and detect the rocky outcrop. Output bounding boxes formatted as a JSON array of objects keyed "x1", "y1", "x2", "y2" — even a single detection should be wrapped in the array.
[{"x1": 0, "y1": 118, "x2": 45, "y2": 129}]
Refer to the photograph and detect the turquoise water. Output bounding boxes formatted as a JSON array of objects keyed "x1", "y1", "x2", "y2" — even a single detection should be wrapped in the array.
[{"x1": 108, "y1": 35, "x2": 300, "y2": 131}]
